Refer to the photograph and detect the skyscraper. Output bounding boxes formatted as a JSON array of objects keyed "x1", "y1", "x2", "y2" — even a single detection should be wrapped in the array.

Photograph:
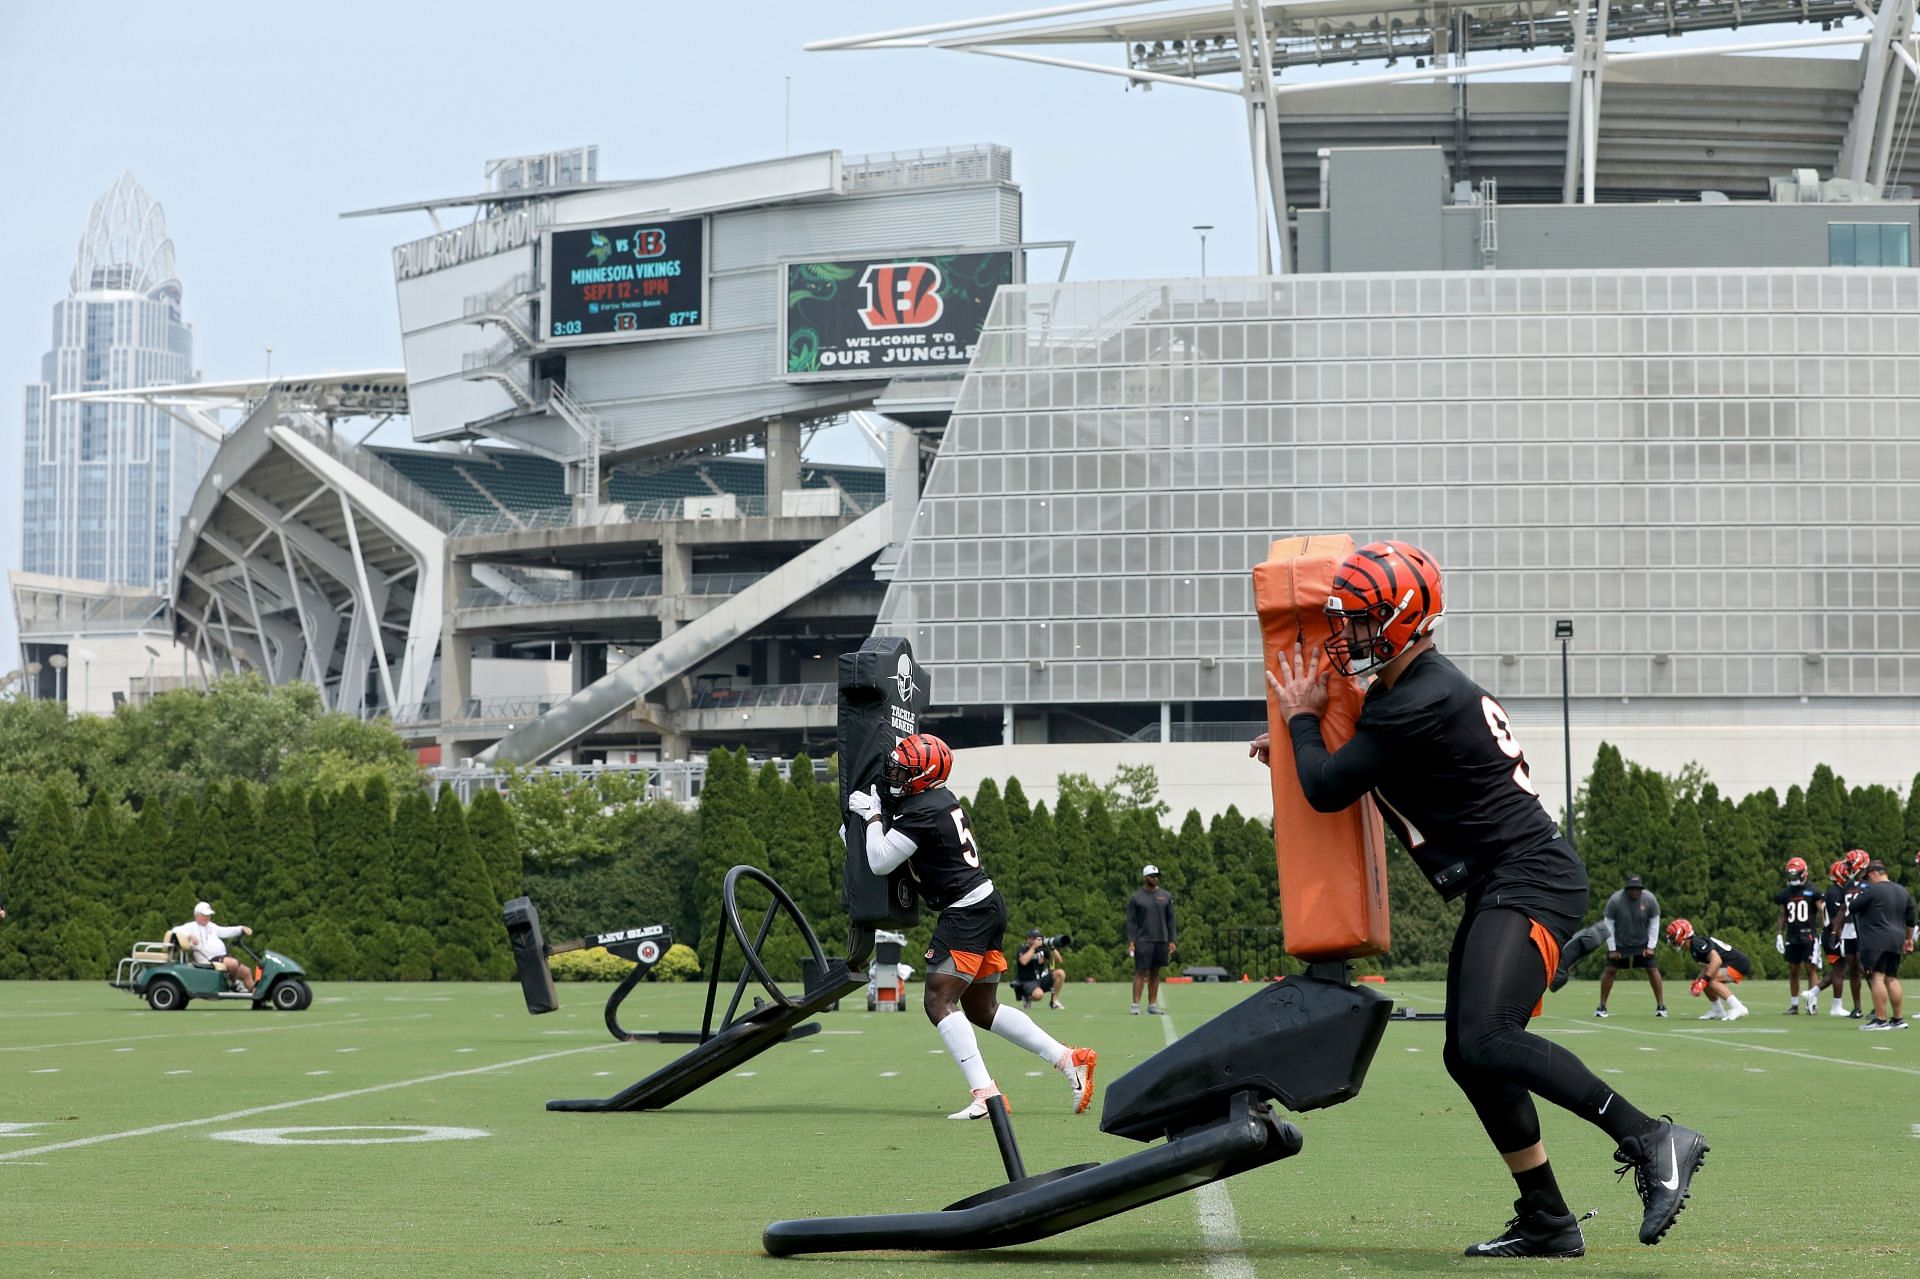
[{"x1": 20, "y1": 172, "x2": 210, "y2": 590}]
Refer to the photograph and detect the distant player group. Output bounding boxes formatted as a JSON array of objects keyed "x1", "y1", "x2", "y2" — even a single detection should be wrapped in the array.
[{"x1": 1557, "y1": 850, "x2": 1916, "y2": 1028}]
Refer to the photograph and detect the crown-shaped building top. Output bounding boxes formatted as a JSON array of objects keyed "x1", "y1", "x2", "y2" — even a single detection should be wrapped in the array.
[{"x1": 70, "y1": 171, "x2": 180, "y2": 305}]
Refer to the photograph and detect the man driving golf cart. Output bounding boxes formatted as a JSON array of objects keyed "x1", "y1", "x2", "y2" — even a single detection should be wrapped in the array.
[{"x1": 168, "y1": 901, "x2": 255, "y2": 993}]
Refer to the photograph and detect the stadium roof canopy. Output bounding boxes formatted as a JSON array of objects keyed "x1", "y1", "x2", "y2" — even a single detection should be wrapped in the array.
[{"x1": 812, "y1": 1, "x2": 1919, "y2": 267}]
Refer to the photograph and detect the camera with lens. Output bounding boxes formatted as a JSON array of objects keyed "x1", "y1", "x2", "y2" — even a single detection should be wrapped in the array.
[{"x1": 1039, "y1": 933, "x2": 1073, "y2": 951}]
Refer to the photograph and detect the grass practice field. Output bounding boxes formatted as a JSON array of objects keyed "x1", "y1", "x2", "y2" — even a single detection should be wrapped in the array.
[{"x1": 3, "y1": 976, "x2": 1916, "y2": 1277}]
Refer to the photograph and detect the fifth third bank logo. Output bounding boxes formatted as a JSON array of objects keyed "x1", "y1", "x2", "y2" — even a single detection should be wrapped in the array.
[{"x1": 858, "y1": 262, "x2": 944, "y2": 330}]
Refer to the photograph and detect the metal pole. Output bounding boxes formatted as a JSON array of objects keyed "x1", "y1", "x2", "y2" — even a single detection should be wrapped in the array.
[
  {"x1": 985, "y1": 1095, "x2": 1027, "y2": 1182},
  {"x1": 1560, "y1": 637, "x2": 1575, "y2": 850}
]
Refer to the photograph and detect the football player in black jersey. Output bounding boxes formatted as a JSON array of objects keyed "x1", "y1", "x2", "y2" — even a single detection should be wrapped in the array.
[
  {"x1": 1667, "y1": 920, "x2": 1751, "y2": 1020},
  {"x1": 1813, "y1": 859, "x2": 1858, "y2": 1017},
  {"x1": 1774, "y1": 857, "x2": 1825, "y2": 1014},
  {"x1": 1258, "y1": 540, "x2": 1706, "y2": 1258},
  {"x1": 849, "y1": 733, "x2": 1098, "y2": 1120}
]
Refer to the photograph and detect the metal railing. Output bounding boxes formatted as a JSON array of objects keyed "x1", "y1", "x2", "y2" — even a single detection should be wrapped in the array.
[
  {"x1": 1125, "y1": 720, "x2": 1270, "y2": 744},
  {"x1": 429, "y1": 755, "x2": 834, "y2": 807},
  {"x1": 456, "y1": 570, "x2": 775, "y2": 611},
  {"x1": 686, "y1": 682, "x2": 834, "y2": 710},
  {"x1": 448, "y1": 490, "x2": 881, "y2": 540},
  {"x1": 463, "y1": 272, "x2": 535, "y2": 319},
  {"x1": 844, "y1": 145, "x2": 1012, "y2": 192},
  {"x1": 281, "y1": 415, "x2": 456, "y2": 528}
]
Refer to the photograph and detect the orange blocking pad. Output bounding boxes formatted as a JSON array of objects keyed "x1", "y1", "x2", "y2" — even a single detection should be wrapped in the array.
[{"x1": 1252, "y1": 535, "x2": 1392, "y2": 962}]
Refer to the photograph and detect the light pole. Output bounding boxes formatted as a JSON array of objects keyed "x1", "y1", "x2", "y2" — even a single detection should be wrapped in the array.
[
  {"x1": 75, "y1": 647, "x2": 95, "y2": 712},
  {"x1": 48, "y1": 652, "x2": 67, "y2": 705},
  {"x1": 143, "y1": 644, "x2": 161, "y2": 706},
  {"x1": 1554, "y1": 619, "x2": 1575, "y2": 850},
  {"x1": 24, "y1": 661, "x2": 41, "y2": 700},
  {"x1": 1193, "y1": 224, "x2": 1213, "y2": 277}
]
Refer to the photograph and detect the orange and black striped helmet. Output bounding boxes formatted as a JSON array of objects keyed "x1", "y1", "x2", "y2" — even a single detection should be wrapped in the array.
[
  {"x1": 1666, "y1": 918, "x2": 1694, "y2": 947},
  {"x1": 1785, "y1": 856, "x2": 1809, "y2": 884},
  {"x1": 1844, "y1": 848, "x2": 1871, "y2": 879},
  {"x1": 1830, "y1": 859, "x2": 1849, "y2": 884},
  {"x1": 1323, "y1": 541, "x2": 1445, "y2": 677},
  {"x1": 884, "y1": 732, "x2": 952, "y2": 798}
]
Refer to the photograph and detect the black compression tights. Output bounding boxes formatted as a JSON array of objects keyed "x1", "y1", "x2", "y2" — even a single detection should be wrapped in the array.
[{"x1": 1443, "y1": 907, "x2": 1655, "y2": 1153}]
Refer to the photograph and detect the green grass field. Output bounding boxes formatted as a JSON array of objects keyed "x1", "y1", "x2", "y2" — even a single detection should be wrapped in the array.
[{"x1": 3, "y1": 976, "x2": 1915, "y2": 1276}]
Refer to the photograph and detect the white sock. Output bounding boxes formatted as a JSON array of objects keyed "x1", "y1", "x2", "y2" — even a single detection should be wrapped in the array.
[
  {"x1": 936, "y1": 1011, "x2": 994, "y2": 1092},
  {"x1": 985, "y1": 1003, "x2": 1068, "y2": 1066},
  {"x1": 1711, "y1": 998, "x2": 1725, "y2": 1012}
]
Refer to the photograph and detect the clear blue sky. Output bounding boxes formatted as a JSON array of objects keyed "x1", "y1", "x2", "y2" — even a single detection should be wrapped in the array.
[{"x1": 0, "y1": 3, "x2": 1868, "y2": 663}]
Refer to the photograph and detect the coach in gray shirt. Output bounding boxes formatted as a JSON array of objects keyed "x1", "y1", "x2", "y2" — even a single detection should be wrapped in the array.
[
  {"x1": 1595, "y1": 875, "x2": 1666, "y2": 1018},
  {"x1": 1848, "y1": 860, "x2": 1915, "y2": 1029}
]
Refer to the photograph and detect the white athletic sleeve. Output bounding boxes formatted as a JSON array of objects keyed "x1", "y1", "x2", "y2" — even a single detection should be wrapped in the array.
[
  {"x1": 1601, "y1": 898, "x2": 1617, "y2": 950},
  {"x1": 863, "y1": 821, "x2": 919, "y2": 876},
  {"x1": 1646, "y1": 903, "x2": 1660, "y2": 951},
  {"x1": 214, "y1": 924, "x2": 247, "y2": 941}
]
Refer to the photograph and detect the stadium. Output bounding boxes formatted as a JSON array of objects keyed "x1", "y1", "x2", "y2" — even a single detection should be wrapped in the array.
[
  {"x1": 30, "y1": 1, "x2": 1907, "y2": 817},
  {"x1": 7, "y1": 3, "x2": 1920, "y2": 1274}
]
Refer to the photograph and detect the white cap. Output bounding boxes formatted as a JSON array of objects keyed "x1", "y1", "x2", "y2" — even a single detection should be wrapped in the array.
[
  {"x1": 194, "y1": 901, "x2": 214, "y2": 916},
  {"x1": 1141, "y1": 865, "x2": 1160, "y2": 878}
]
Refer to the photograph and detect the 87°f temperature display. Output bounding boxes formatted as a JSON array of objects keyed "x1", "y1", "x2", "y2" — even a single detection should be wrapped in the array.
[{"x1": 543, "y1": 217, "x2": 708, "y2": 346}]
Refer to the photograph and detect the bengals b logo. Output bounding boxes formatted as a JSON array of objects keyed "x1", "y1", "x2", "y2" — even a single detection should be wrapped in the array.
[{"x1": 858, "y1": 262, "x2": 944, "y2": 330}]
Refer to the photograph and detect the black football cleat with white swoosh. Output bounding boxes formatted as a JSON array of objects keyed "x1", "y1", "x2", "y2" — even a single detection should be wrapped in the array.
[
  {"x1": 1613, "y1": 1118, "x2": 1709, "y2": 1244},
  {"x1": 1464, "y1": 1204, "x2": 1588, "y2": 1258}
]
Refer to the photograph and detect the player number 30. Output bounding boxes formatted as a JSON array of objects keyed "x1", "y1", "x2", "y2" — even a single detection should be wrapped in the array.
[{"x1": 1481, "y1": 696, "x2": 1541, "y2": 798}]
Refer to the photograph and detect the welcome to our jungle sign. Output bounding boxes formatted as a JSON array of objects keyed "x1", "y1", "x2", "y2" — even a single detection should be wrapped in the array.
[{"x1": 782, "y1": 250, "x2": 1013, "y2": 380}]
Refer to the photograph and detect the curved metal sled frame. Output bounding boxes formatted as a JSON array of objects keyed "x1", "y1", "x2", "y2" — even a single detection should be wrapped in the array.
[
  {"x1": 764, "y1": 963, "x2": 1392, "y2": 1256},
  {"x1": 548, "y1": 866, "x2": 866, "y2": 1113}
]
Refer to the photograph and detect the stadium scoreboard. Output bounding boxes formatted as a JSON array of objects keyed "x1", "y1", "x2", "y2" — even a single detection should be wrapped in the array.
[{"x1": 543, "y1": 216, "x2": 708, "y2": 347}]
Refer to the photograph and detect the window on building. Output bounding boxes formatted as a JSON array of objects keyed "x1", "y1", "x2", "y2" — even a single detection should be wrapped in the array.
[{"x1": 1828, "y1": 222, "x2": 1912, "y2": 267}]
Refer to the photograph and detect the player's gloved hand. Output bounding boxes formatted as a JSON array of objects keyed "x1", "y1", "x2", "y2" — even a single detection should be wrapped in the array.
[
  {"x1": 1690, "y1": 978, "x2": 1707, "y2": 997},
  {"x1": 847, "y1": 785, "x2": 882, "y2": 822},
  {"x1": 1775, "y1": 933, "x2": 1786, "y2": 955}
]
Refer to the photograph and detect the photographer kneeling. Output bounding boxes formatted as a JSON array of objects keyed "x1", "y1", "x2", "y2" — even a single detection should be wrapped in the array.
[{"x1": 1013, "y1": 928, "x2": 1069, "y2": 1011}]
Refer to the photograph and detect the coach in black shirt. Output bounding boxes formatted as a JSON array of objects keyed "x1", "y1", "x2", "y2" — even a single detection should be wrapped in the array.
[{"x1": 1848, "y1": 861, "x2": 1915, "y2": 1029}]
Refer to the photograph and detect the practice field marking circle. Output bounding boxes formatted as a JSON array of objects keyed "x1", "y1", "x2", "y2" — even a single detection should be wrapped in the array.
[{"x1": 210, "y1": 1125, "x2": 489, "y2": 1147}]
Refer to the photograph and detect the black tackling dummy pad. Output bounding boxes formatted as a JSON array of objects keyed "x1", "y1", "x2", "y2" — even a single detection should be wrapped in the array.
[
  {"x1": 762, "y1": 967, "x2": 1392, "y2": 1255},
  {"x1": 837, "y1": 635, "x2": 925, "y2": 956}
]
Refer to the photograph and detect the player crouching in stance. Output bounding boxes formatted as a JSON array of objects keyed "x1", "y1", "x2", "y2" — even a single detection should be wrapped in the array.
[
  {"x1": 1667, "y1": 920, "x2": 1751, "y2": 1021},
  {"x1": 1775, "y1": 857, "x2": 1825, "y2": 1014},
  {"x1": 1261, "y1": 541, "x2": 1707, "y2": 1258},
  {"x1": 849, "y1": 733, "x2": 1097, "y2": 1120}
]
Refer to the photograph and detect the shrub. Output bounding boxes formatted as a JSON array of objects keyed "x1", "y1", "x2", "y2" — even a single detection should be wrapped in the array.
[
  {"x1": 654, "y1": 943, "x2": 701, "y2": 982},
  {"x1": 550, "y1": 946, "x2": 638, "y2": 981}
]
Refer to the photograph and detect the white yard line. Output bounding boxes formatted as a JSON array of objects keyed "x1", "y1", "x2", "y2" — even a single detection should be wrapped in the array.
[
  {"x1": 0, "y1": 1013, "x2": 427, "y2": 1055},
  {"x1": 1389, "y1": 988, "x2": 1920, "y2": 1080},
  {"x1": 0, "y1": 1043, "x2": 615, "y2": 1164},
  {"x1": 1161, "y1": 1013, "x2": 1256, "y2": 1279}
]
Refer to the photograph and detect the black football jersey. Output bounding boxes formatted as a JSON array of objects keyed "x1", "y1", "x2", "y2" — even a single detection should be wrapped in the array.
[
  {"x1": 1776, "y1": 885, "x2": 1822, "y2": 940},
  {"x1": 1289, "y1": 648, "x2": 1561, "y2": 900},
  {"x1": 886, "y1": 785, "x2": 988, "y2": 911},
  {"x1": 1688, "y1": 934, "x2": 1749, "y2": 972},
  {"x1": 1824, "y1": 884, "x2": 1849, "y2": 935}
]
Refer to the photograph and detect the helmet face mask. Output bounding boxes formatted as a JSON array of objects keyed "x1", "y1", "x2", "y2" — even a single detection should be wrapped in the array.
[
  {"x1": 883, "y1": 733, "x2": 952, "y2": 799},
  {"x1": 1785, "y1": 856, "x2": 1808, "y2": 885},
  {"x1": 1322, "y1": 541, "x2": 1444, "y2": 679}
]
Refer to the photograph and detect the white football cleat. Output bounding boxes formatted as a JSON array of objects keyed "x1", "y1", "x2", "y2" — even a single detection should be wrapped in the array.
[
  {"x1": 1723, "y1": 1002, "x2": 1749, "y2": 1022},
  {"x1": 1059, "y1": 1046, "x2": 1098, "y2": 1113},
  {"x1": 947, "y1": 1085, "x2": 1006, "y2": 1121},
  {"x1": 1698, "y1": 1007, "x2": 1725, "y2": 1021},
  {"x1": 1829, "y1": 999, "x2": 1847, "y2": 1017}
]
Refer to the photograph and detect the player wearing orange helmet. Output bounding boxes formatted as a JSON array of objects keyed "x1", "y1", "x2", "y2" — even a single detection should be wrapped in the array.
[
  {"x1": 849, "y1": 732, "x2": 1098, "y2": 1120},
  {"x1": 1775, "y1": 857, "x2": 1826, "y2": 1014},
  {"x1": 1259, "y1": 540, "x2": 1706, "y2": 1258},
  {"x1": 1667, "y1": 919, "x2": 1751, "y2": 1020},
  {"x1": 1817, "y1": 854, "x2": 1872, "y2": 1017}
]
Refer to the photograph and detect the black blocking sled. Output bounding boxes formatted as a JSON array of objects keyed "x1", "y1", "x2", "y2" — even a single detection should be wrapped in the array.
[
  {"x1": 545, "y1": 866, "x2": 866, "y2": 1113},
  {"x1": 762, "y1": 962, "x2": 1392, "y2": 1256}
]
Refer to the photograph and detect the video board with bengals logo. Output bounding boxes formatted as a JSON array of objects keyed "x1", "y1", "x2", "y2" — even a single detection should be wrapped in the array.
[
  {"x1": 543, "y1": 217, "x2": 708, "y2": 348},
  {"x1": 782, "y1": 250, "x2": 1015, "y2": 380}
]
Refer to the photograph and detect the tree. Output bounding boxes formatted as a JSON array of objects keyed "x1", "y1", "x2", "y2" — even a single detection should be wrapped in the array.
[
  {"x1": 434, "y1": 785, "x2": 508, "y2": 979},
  {"x1": 390, "y1": 791, "x2": 440, "y2": 945},
  {"x1": 221, "y1": 781, "x2": 264, "y2": 921},
  {"x1": 1843, "y1": 785, "x2": 1905, "y2": 865},
  {"x1": 1806, "y1": 765, "x2": 1847, "y2": 858},
  {"x1": 1777, "y1": 786, "x2": 1814, "y2": 859},
  {"x1": 693, "y1": 748, "x2": 753, "y2": 956},
  {"x1": 3, "y1": 784, "x2": 79, "y2": 977},
  {"x1": 467, "y1": 786, "x2": 522, "y2": 908},
  {"x1": 254, "y1": 784, "x2": 317, "y2": 943}
]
